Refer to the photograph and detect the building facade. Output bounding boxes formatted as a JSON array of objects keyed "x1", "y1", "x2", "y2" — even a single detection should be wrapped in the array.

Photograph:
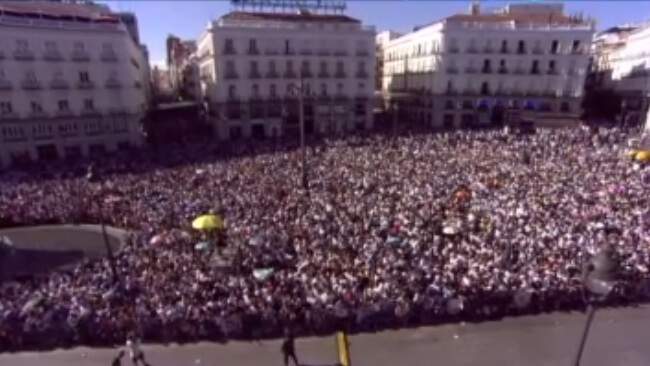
[
  {"x1": 382, "y1": 3, "x2": 595, "y2": 128},
  {"x1": 604, "y1": 24, "x2": 650, "y2": 126},
  {"x1": 166, "y1": 35, "x2": 197, "y2": 98},
  {"x1": 375, "y1": 30, "x2": 401, "y2": 92},
  {"x1": 197, "y1": 10, "x2": 376, "y2": 140},
  {"x1": 0, "y1": 1, "x2": 148, "y2": 169}
]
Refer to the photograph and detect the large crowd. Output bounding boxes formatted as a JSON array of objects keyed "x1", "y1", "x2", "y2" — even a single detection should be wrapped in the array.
[{"x1": 0, "y1": 126, "x2": 649, "y2": 352}]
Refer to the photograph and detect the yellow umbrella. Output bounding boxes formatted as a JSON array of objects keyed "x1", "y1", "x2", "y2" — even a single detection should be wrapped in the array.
[
  {"x1": 626, "y1": 149, "x2": 640, "y2": 158},
  {"x1": 635, "y1": 150, "x2": 650, "y2": 162},
  {"x1": 192, "y1": 214, "x2": 223, "y2": 230}
]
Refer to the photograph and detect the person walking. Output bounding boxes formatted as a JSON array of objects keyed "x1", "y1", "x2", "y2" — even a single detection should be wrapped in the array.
[
  {"x1": 111, "y1": 350, "x2": 125, "y2": 366},
  {"x1": 281, "y1": 329, "x2": 299, "y2": 366},
  {"x1": 126, "y1": 333, "x2": 148, "y2": 366}
]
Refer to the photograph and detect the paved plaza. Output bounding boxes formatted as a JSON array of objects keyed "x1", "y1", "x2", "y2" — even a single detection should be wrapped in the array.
[{"x1": 2, "y1": 305, "x2": 650, "y2": 366}]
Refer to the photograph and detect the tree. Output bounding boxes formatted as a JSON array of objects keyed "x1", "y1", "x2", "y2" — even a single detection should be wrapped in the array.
[{"x1": 581, "y1": 88, "x2": 622, "y2": 123}]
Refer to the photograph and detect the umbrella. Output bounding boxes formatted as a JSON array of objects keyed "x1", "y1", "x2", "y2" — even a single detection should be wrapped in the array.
[
  {"x1": 192, "y1": 214, "x2": 223, "y2": 230},
  {"x1": 635, "y1": 150, "x2": 650, "y2": 162},
  {"x1": 253, "y1": 268, "x2": 274, "y2": 281}
]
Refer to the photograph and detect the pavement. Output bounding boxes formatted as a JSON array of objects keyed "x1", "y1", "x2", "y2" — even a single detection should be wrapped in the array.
[{"x1": 3, "y1": 305, "x2": 650, "y2": 366}]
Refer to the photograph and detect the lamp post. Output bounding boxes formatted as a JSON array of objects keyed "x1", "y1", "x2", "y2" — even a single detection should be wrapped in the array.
[
  {"x1": 288, "y1": 78, "x2": 311, "y2": 189},
  {"x1": 573, "y1": 245, "x2": 619, "y2": 366}
]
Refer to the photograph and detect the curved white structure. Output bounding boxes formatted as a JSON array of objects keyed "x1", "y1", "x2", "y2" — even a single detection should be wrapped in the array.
[{"x1": 0, "y1": 1, "x2": 148, "y2": 169}]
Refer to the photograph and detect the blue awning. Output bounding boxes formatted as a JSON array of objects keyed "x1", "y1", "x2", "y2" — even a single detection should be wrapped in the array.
[
  {"x1": 524, "y1": 100, "x2": 537, "y2": 109},
  {"x1": 478, "y1": 99, "x2": 490, "y2": 107}
]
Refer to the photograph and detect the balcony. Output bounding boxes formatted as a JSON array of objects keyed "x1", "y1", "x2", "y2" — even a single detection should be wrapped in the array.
[
  {"x1": 500, "y1": 47, "x2": 509, "y2": 54},
  {"x1": 105, "y1": 78, "x2": 122, "y2": 89},
  {"x1": 247, "y1": 47, "x2": 260, "y2": 55},
  {"x1": 14, "y1": 50, "x2": 35, "y2": 61},
  {"x1": 571, "y1": 48, "x2": 584, "y2": 55},
  {"x1": 445, "y1": 89, "x2": 457, "y2": 95},
  {"x1": 249, "y1": 70, "x2": 262, "y2": 79},
  {"x1": 512, "y1": 68, "x2": 525, "y2": 75},
  {"x1": 300, "y1": 70, "x2": 313, "y2": 78},
  {"x1": 224, "y1": 71, "x2": 239, "y2": 80},
  {"x1": 55, "y1": 109, "x2": 75, "y2": 118},
  {"x1": 50, "y1": 79, "x2": 69, "y2": 90},
  {"x1": 266, "y1": 70, "x2": 279, "y2": 79},
  {"x1": 530, "y1": 68, "x2": 540, "y2": 75},
  {"x1": 317, "y1": 49, "x2": 330, "y2": 56},
  {"x1": 43, "y1": 50, "x2": 64, "y2": 61},
  {"x1": 356, "y1": 50, "x2": 370, "y2": 57},
  {"x1": 334, "y1": 50, "x2": 348, "y2": 56},
  {"x1": 223, "y1": 46, "x2": 236, "y2": 55},
  {"x1": 516, "y1": 48, "x2": 526, "y2": 55},
  {"x1": 482, "y1": 67, "x2": 492, "y2": 74},
  {"x1": 446, "y1": 67, "x2": 458, "y2": 74},
  {"x1": 317, "y1": 70, "x2": 330, "y2": 78},
  {"x1": 334, "y1": 71, "x2": 346, "y2": 79},
  {"x1": 80, "y1": 108, "x2": 101, "y2": 117},
  {"x1": 318, "y1": 93, "x2": 331, "y2": 101},
  {"x1": 464, "y1": 67, "x2": 477, "y2": 74},
  {"x1": 448, "y1": 47, "x2": 459, "y2": 53},
  {"x1": 264, "y1": 49, "x2": 279, "y2": 56},
  {"x1": 21, "y1": 79, "x2": 42, "y2": 90},
  {"x1": 101, "y1": 52, "x2": 118, "y2": 62},
  {"x1": 0, "y1": 80, "x2": 12, "y2": 91},
  {"x1": 498, "y1": 67, "x2": 508, "y2": 74},
  {"x1": 466, "y1": 47, "x2": 478, "y2": 54},
  {"x1": 356, "y1": 70, "x2": 368, "y2": 79},
  {"x1": 71, "y1": 50, "x2": 90, "y2": 62},
  {"x1": 0, "y1": 112, "x2": 19, "y2": 121},
  {"x1": 285, "y1": 49, "x2": 296, "y2": 56},
  {"x1": 547, "y1": 69, "x2": 558, "y2": 75},
  {"x1": 29, "y1": 110, "x2": 49, "y2": 119},
  {"x1": 334, "y1": 93, "x2": 348, "y2": 102},
  {"x1": 300, "y1": 49, "x2": 313, "y2": 56},
  {"x1": 283, "y1": 70, "x2": 297, "y2": 79},
  {"x1": 532, "y1": 48, "x2": 544, "y2": 55},
  {"x1": 483, "y1": 47, "x2": 494, "y2": 54},
  {"x1": 77, "y1": 80, "x2": 95, "y2": 89}
]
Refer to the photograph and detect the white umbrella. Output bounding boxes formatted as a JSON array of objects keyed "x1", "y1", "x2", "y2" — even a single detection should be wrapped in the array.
[{"x1": 149, "y1": 233, "x2": 167, "y2": 245}]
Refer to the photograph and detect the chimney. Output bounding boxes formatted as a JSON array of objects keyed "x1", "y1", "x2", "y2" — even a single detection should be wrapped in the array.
[{"x1": 469, "y1": 1, "x2": 480, "y2": 15}]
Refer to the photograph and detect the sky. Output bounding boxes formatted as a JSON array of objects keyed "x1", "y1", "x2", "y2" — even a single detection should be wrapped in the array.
[{"x1": 99, "y1": 0, "x2": 650, "y2": 69}]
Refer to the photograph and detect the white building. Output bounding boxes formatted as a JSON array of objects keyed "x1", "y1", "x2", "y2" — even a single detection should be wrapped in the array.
[
  {"x1": 375, "y1": 30, "x2": 401, "y2": 92},
  {"x1": 381, "y1": 3, "x2": 595, "y2": 128},
  {"x1": 0, "y1": 1, "x2": 148, "y2": 169},
  {"x1": 605, "y1": 24, "x2": 650, "y2": 126},
  {"x1": 197, "y1": 10, "x2": 375, "y2": 140}
]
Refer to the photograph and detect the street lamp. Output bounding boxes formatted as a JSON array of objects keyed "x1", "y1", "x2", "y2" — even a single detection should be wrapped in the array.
[
  {"x1": 287, "y1": 78, "x2": 312, "y2": 190},
  {"x1": 573, "y1": 245, "x2": 619, "y2": 366}
]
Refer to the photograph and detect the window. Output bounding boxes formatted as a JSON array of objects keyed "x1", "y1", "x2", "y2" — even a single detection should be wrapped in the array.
[
  {"x1": 74, "y1": 42, "x2": 85, "y2": 51},
  {"x1": 500, "y1": 40, "x2": 508, "y2": 52},
  {"x1": 79, "y1": 71, "x2": 89, "y2": 82},
  {"x1": 30, "y1": 101, "x2": 42, "y2": 112},
  {"x1": 336, "y1": 61, "x2": 344, "y2": 72},
  {"x1": 517, "y1": 40, "x2": 525, "y2": 54},
  {"x1": 549, "y1": 60, "x2": 556, "y2": 70},
  {"x1": 16, "y1": 39, "x2": 28, "y2": 51},
  {"x1": 102, "y1": 43, "x2": 113, "y2": 53},
  {"x1": 320, "y1": 61, "x2": 327, "y2": 72},
  {"x1": 572, "y1": 40, "x2": 581, "y2": 53},
  {"x1": 25, "y1": 71, "x2": 37, "y2": 81},
  {"x1": 54, "y1": 70, "x2": 64, "y2": 80},
  {"x1": 249, "y1": 39, "x2": 257, "y2": 51},
  {"x1": 269, "y1": 84, "x2": 277, "y2": 97},
  {"x1": 226, "y1": 60, "x2": 235, "y2": 73},
  {"x1": 57, "y1": 100, "x2": 69, "y2": 111},
  {"x1": 83, "y1": 99, "x2": 94, "y2": 110},
  {"x1": 320, "y1": 83, "x2": 327, "y2": 95},
  {"x1": 286, "y1": 60, "x2": 293, "y2": 71},
  {"x1": 551, "y1": 40, "x2": 559, "y2": 54},
  {"x1": 0, "y1": 102, "x2": 13, "y2": 114},
  {"x1": 228, "y1": 85, "x2": 236, "y2": 99},
  {"x1": 45, "y1": 41, "x2": 57, "y2": 51},
  {"x1": 250, "y1": 61, "x2": 258, "y2": 72},
  {"x1": 337, "y1": 82, "x2": 343, "y2": 93},
  {"x1": 252, "y1": 84, "x2": 259, "y2": 97},
  {"x1": 269, "y1": 60, "x2": 276, "y2": 72},
  {"x1": 357, "y1": 61, "x2": 366, "y2": 71},
  {"x1": 358, "y1": 82, "x2": 365, "y2": 91},
  {"x1": 301, "y1": 60, "x2": 310, "y2": 71},
  {"x1": 225, "y1": 39, "x2": 233, "y2": 49},
  {"x1": 285, "y1": 39, "x2": 291, "y2": 54}
]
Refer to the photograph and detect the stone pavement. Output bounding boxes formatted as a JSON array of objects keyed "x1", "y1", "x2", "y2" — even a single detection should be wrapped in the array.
[{"x1": 2, "y1": 305, "x2": 650, "y2": 366}]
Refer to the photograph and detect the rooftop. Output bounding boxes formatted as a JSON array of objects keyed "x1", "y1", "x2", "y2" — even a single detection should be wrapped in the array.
[
  {"x1": 445, "y1": 12, "x2": 590, "y2": 26},
  {"x1": 220, "y1": 10, "x2": 360, "y2": 24},
  {"x1": 0, "y1": 0, "x2": 117, "y2": 22}
]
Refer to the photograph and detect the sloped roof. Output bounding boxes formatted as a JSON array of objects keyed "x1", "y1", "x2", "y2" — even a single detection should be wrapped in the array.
[
  {"x1": 221, "y1": 11, "x2": 360, "y2": 24},
  {"x1": 0, "y1": 1, "x2": 117, "y2": 22}
]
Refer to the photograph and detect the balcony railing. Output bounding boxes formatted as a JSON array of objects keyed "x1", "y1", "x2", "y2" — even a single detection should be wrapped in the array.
[
  {"x1": 77, "y1": 80, "x2": 94, "y2": 89},
  {"x1": 300, "y1": 70, "x2": 313, "y2": 78},
  {"x1": 547, "y1": 69, "x2": 558, "y2": 75},
  {"x1": 512, "y1": 68, "x2": 525, "y2": 75},
  {"x1": 14, "y1": 50, "x2": 35, "y2": 61},
  {"x1": 105, "y1": 78, "x2": 122, "y2": 89},
  {"x1": 500, "y1": 47, "x2": 509, "y2": 54},
  {"x1": 464, "y1": 67, "x2": 477, "y2": 74},
  {"x1": 50, "y1": 79, "x2": 69, "y2": 90},
  {"x1": 247, "y1": 47, "x2": 260, "y2": 55},
  {"x1": 530, "y1": 69, "x2": 540, "y2": 75},
  {"x1": 445, "y1": 89, "x2": 457, "y2": 95},
  {"x1": 71, "y1": 50, "x2": 90, "y2": 61},
  {"x1": 43, "y1": 50, "x2": 64, "y2": 61},
  {"x1": 249, "y1": 71, "x2": 261, "y2": 79},
  {"x1": 300, "y1": 49, "x2": 313, "y2": 56},
  {"x1": 483, "y1": 47, "x2": 494, "y2": 54},
  {"x1": 466, "y1": 47, "x2": 478, "y2": 54},
  {"x1": 498, "y1": 67, "x2": 508, "y2": 74},
  {"x1": 356, "y1": 70, "x2": 368, "y2": 79},
  {"x1": 101, "y1": 52, "x2": 118, "y2": 62},
  {"x1": 356, "y1": 50, "x2": 370, "y2": 56},
  {"x1": 448, "y1": 47, "x2": 459, "y2": 53},
  {"x1": 223, "y1": 46, "x2": 236, "y2": 55},
  {"x1": 482, "y1": 67, "x2": 492, "y2": 74},
  {"x1": 334, "y1": 50, "x2": 348, "y2": 56},
  {"x1": 81, "y1": 108, "x2": 101, "y2": 117},
  {"x1": 224, "y1": 72, "x2": 239, "y2": 80},
  {"x1": 283, "y1": 70, "x2": 297, "y2": 79},
  {"x1": 21, "y1": 79, "x2": 42, "y2": 90},
  {"x1": 318, "y1": 71, "x2": 330, "y2": 78},
  {"x1": 517, "y1": 48, "x2": 526, "y2": 55},
  {"x1": 264, "y1": 49, "x2": 279, "y2": 56},
  {"x1": 446, "y1": 67, "x2": 458, "y2": 74},
  {"x1": 55, "y1": 109, "x2": 75, "y2": 118},
  {"x1": 29, "y1": 110, "x2": 48, "y2": 119},
  {"x1": 334, "y1": 71, "x2": 346, "y2": 78},
  {"x1": 317, "y1": 49, "x2": 330, "y2": 56},
  {"x1": 0, "y1": 112, "x2": 19, "y2": 120},
  {"x1": 0, "y1": 80, "x2": 13, "y2": 90},
  {"x1": 532, "y1": 48, "x2": 544, "y2": 55},
  {"x1": 266, "y1": 70, "x2": 279, "y2": 79}
]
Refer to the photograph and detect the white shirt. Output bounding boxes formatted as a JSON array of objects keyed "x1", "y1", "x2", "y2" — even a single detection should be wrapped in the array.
[{"x1": 126, "y1": 339, "x2": 141, "y2": 358}]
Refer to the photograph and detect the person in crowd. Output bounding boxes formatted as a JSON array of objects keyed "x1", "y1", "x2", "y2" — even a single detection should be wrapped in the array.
[
  {"x1": 0, "y1": 126, "x2": 648, "y2": 352},
  {"x1": 111, "y1": 350, "x2": 125, "y2": 366},
  {"x1": 282, "y1": 329, "x2": 299, "y2": 366}
]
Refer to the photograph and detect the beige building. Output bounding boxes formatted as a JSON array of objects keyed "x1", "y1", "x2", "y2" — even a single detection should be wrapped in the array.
[{"x1": 0, "y1": 1, "x2": 148, "y2": 169}]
